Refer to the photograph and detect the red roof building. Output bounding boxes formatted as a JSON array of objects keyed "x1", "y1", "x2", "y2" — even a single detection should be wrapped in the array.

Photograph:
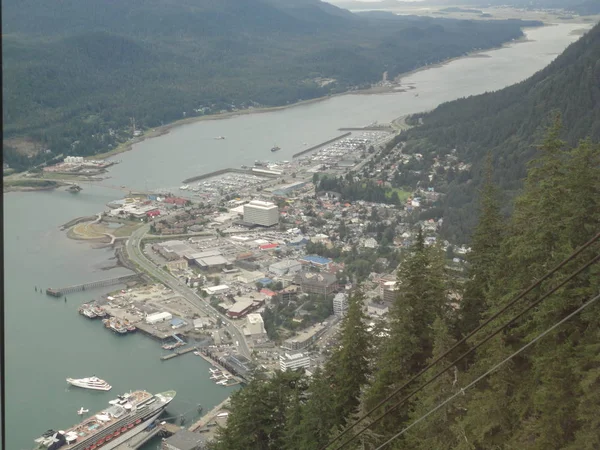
[
  {"x1": 259, "y1": 243, "x2": 279, "y2": 251},
  {"x1": 260, "y1": 288, "x2": 277, "y2": 297},
  {"x1": 164, "y1": 197, "x2": 187, "y2": 206},
  {"x1": 146, "y1": 209, "x2": 161, "y2": 217}
]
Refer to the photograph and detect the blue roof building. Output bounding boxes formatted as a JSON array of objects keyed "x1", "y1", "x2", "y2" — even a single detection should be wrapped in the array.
[{"x1": 301, "y1": 255, "x2": 332, "y2": 267}]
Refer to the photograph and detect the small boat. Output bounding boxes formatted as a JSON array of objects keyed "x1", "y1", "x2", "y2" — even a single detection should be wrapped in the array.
[
  {"x1": 214, "y1": 136, "x2": 225, "y2": 140},
  {"x1": 193, "y1": 351, "x2": 200, "y2": 356},
  {"x1": 179, "y1": 185, "x2": 189, "y2": 190},
  {"x1": 270, "y1": 145, "x2": 281, "y2": 152},
  {"x1": 127, "y1": 325, "x2": 137, "y2": 333},
  {"x1": 77, "y1": 407, "x2": 89, "y2": 415}
]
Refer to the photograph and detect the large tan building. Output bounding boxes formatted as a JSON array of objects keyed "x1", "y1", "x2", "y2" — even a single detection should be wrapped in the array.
[
  {"x1": 243, "y1": 200, "x2": 279, "y2": 226},
  {"x1": 381, "y1": 281, "x2": 398, "y2": 303}
]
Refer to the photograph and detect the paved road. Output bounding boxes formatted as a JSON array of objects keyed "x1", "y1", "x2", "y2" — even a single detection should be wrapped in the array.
[{"x1": 125, "y1": 225, "x2": 251, "y2": 358}]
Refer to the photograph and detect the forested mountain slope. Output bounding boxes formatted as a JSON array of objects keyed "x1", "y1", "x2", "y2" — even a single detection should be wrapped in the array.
[
  {"x1": 401, "y1": 21, "x2": 600, "y2": 243},
  {"x1": 2, "y1": 0, "x2": 538, "y2": 170},
  {"x1": 208, "y1": 124, "x2": 600, "y2": 450}
]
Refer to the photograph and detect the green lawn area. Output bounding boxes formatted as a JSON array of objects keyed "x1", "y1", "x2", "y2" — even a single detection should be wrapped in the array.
[{"x1": 386, "y1": 187, "x2": 411, "y2": 202}]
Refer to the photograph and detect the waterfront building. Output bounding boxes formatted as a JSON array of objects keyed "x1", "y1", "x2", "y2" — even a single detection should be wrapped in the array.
[
  {"x1": 146, "y1": 311, "x2": 173, "y2": 324},
  {"x1": 280, "y1": 352, "x2": 311, "y2": 372},
  {"x1": 333, "y1": 292, "x2": 349, "y2": 318},
  {"x1": 162, "y1": 429, "x2": 206, "y2": 450},
  {"x1": 243, "y1": 200, "x2": 279, "y2": 226}
]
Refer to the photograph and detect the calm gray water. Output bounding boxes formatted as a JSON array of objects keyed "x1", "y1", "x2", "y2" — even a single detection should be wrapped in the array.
[
  {"x1": 105, "y1": 23, "x2": 588, "y2": 192},
  {"x1": 4, "y1": 22, "x2": 588, "y2": 450}
]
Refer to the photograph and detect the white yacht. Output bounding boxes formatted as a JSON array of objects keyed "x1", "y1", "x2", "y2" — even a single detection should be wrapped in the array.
[
  {"x1": 179, "y1": 185, "x2": 189, "y2": 190},
  {"x1": 66, "y1": 376, "x2": 112, "y2": 391}
]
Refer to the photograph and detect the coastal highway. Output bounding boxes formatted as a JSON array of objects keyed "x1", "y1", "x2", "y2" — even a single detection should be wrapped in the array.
[{"x1": 125, "y1": 225, "x2": 251, "y2": 358}]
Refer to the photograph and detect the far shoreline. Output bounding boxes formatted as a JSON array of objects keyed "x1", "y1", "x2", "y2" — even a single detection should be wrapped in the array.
[{"x1": 89, "y1": 22, "x2": 552, "y2": 162}]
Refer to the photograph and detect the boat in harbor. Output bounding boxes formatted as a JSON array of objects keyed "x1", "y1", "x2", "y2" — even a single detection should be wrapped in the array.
[
  {"x1": 270, "y1": 145, "x2": 281, "y2": 152},
  {"x1": 179, "y1": 185, "x2": 189, "y2": 190},
  {"x1": 214, "y1": 136, "x2": 225, "y2": 140},
  {"x1": 33, "y1": 390, "x2": 176, "y2": 450},
  {"x1": 78, "y1": 306, "x2": 97, "y2": 319},
  {"x1": 93, "y1": 306, "x2": 107, "y2": 318},
  {"x1": 66, "y1": 377, "x2": 112, "y2": 391}
]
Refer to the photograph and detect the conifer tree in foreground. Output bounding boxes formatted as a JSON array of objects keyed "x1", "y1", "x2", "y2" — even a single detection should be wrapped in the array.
[
  {"x1": 295, "y1": 287, "x2": 372, "y2": 449},
  {"x1": 362, "y1": 229, "x2": 447, "y2": 442},
  {"x1": 329, "y1": 287, "x2": 372, "y2": 425},
  {"x1": 453, "y1": 119, "x2": 600, "y2": 450},
  {"x1": 459, "y1": 154, "x2": 504, "y2": 334}
]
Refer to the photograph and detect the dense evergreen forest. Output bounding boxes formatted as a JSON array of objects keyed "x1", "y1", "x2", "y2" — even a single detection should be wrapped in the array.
[
  {"x1": 398, "y1": 21, "x2": 600, "y2": 243},
  {"x1": 209, "y1": 123, "x2": 600, "y2": 449},
  {"x1": 2, "y1": 0, "x2": 539, "y2": 170}
]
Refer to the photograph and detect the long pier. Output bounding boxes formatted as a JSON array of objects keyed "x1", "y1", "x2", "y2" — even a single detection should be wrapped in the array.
[
  {"x1": 46, "y1": 274, "x2": 140, "y2": 297},
  {"x1": 160, "y1": 346, "x2": 198, "y2": 360},
  {"x1": 292, "y1": 132, "x2": 352, "y2": 158}
]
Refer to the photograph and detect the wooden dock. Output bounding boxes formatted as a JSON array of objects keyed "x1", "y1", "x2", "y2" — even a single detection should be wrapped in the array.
[
  {"x1": 160, "y1": 346, "x2": 198, "y2": 360},
  {"x1": 46, "y1": 274, "x2": 140, "y2": 297}
]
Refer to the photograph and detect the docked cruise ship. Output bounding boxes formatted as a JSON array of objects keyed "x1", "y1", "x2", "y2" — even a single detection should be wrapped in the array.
[
  {"x1": 34, "y1": 390, "x2": 176, "y2": 450},
  {"x1": 66, "y1": 377, "x2": 112, "y2": 391}
]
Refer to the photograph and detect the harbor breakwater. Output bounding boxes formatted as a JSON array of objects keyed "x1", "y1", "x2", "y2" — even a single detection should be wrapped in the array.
[{"x1": 292, "y1": 132, "x2": 351, "y2": 158}]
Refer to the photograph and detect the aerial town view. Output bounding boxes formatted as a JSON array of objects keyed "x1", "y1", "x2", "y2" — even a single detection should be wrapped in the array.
[{"x1": 3, "y1": 0, "x2": 599, "y2": 449}]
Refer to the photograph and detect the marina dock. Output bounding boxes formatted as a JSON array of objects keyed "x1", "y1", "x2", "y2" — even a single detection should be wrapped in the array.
[
  {"x1": 189, "y1": 397, "x2": 231, "y2": 432},
  {"x1": 292, "y1": 132, "x2": 351, "y2": 158},
  {"x1": 160, "y1": 346, "x2": 198, "y2": 360},
  {"x1": 182, "y1": 167, "x2": 278, "y2": 184},
  {"x1": 46, "y1": 274, "x2": 141, "y2": 297}
]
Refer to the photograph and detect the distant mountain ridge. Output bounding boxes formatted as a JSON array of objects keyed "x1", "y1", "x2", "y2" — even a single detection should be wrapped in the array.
[
  {"x1": 402, "y1": 22, "x2": 600, "y2": 243},
  {"x1": 2, "y1": 0, "x2": 540, "y2": 170}
]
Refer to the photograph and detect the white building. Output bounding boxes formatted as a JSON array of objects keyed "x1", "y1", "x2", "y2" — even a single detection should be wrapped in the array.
[
  {"x1": 280, "y1": 352, "x2": 311, "y2": 372},
  {"x1": 243, "y1": 200, "x2": 279, "y2": 227},
  {"x1": 363, "y1": 237, "x2": 378, "y2": 249},
  {"x1": 269, "y1": 259, "x2": 302, "y2": 276},
  {"x1": 333, "y1": 292, "x2": 349, "y2": 318},
  {"x1": 145, "y1": 311, "x2": 173, "y2": 324},
  {"x1": 243, "y1": 313, "x2": 268, "y2": 344},
  {"x1": 64, "y1": 156, "x2": 84, "y2": 164}
]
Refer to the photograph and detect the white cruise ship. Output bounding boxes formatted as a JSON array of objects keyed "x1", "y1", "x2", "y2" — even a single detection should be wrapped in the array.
[
  {"x1": 67, "y1": 377, "x2": 112, "y2": 391},
  {"x1": 34, "y1": 390, "x2": 175, "y2": 450}
]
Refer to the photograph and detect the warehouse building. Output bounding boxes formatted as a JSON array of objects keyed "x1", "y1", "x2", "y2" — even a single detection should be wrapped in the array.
[
  {"x1": 243, "y1": 200, "x2": 279, "y2": 227},
  {"x1": 145, "y1": 311, "x2": 173, "y2": 324},
  {"x1": 269, "y1": 259, "x2": 303, "y2": 276}
]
